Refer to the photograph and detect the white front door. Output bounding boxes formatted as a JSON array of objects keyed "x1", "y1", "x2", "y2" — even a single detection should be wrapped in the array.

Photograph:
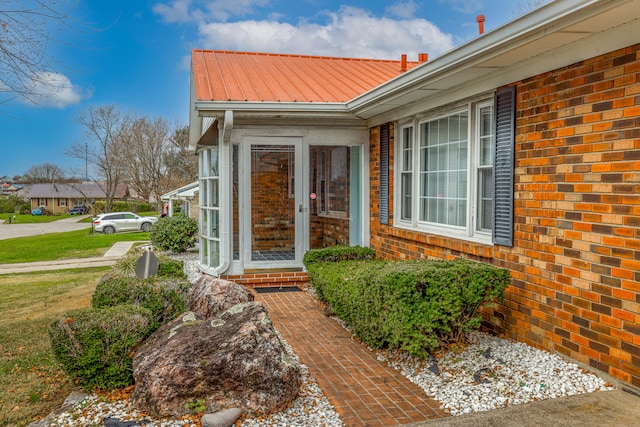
[{"x1": 243, "y1": 137, "x2": 307, "y2": 269}]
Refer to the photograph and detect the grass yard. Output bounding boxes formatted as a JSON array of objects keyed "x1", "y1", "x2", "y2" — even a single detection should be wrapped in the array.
[
  {"x1": 0, "y1": 268, "x2": 110, "y2": 427},
  {"x1": 1, "y1": 213, "x2": 79, "y2": 224},
  {"x1": 0, "y1": 229, "x2": 151, "y2": 264}
]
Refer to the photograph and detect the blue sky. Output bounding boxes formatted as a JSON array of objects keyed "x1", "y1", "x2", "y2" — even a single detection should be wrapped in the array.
[{"x1": 0, "y1": 0, "x2": 538, "y2": 179}]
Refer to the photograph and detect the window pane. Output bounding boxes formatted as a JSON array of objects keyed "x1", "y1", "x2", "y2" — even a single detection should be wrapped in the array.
[
  {"x1": 418, "y1": 112, "x2": 468, "y2": 227},
  {"x1": 209, "y1": 150, "x2": 219, "y2": 176},
  {"x1": 478, "y1": 168, "x2": 493, "y2": 231},
  {"x1": 402, "y1": 127, "x2": 413, "y2": 172},
  {"x1": 210, "y1": 210, "x2": 219, "y2": 238},
  {"x1": 401, "y1": 172, "x2": 412, "y2": 220}
]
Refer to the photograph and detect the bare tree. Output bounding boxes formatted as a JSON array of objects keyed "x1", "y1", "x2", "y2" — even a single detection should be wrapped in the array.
[
  {"x1": 118, "y1": 115, "x2": 170, "y2": 207},
  {"x1": 0, "y1": 0, "x2": 75, "y2": 104},
  {"x1": 161, "y1": 124, "x2": 198, "y2": 193},
  {"x1": 67, "y1": 104, "x2": 124, "y2": 212},
  {"x1": 23, "y1": 162, "x2": 65, "y2": 183}
]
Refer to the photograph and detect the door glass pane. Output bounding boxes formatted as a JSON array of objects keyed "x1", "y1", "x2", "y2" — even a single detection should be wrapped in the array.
[{"x1": 251, "y1": 145, "x2": 295, "y2": 261}]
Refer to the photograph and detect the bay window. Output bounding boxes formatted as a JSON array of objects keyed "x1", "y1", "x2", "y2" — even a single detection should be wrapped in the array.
[{"x1": 396, "y1": 99, "x2": 494, "y2": 243}]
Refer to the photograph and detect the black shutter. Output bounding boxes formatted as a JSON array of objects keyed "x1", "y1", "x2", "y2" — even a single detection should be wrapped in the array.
[
  {"x1": 379, "y1": 123, "x2": 390, "y2": 225},
  {"x1": 493, "y1": 86, "x2": 516, "y2": 246}
]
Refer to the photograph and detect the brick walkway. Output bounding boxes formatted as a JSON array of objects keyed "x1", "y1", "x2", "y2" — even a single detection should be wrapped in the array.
[{"x1": 255, "y1": 289, "x2": 448, "y2": 427}]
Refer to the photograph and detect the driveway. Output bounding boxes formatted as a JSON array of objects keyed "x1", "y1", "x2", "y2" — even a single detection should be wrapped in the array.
[{"x1": 0, "y1": 216, "x2": 92, "y2": 240}]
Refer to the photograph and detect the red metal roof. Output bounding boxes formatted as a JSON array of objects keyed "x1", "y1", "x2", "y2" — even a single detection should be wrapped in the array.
[{"x1": 192, "y1": 50, "x2": 420, "y2": 103}]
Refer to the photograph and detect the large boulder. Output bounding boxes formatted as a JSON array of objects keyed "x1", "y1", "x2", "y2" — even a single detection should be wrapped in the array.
[
  {"x1": 187, "y1": 276, "x2": 254, "y2": 318},
  {"x1": 131, "y1": 301, "x2": 301, "y2": 417}
]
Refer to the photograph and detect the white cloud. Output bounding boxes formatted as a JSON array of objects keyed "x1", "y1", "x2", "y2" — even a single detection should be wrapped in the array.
[
  {"x1": 153, "y1": 0, "x2": 200, "y2": 23},
  {"x1": 197, "y1": 6, "x2": 454, "y2": 60},
  {"x1": 441, "y1": 0, "x2": 485, "y2": 14},
  {"x1": 386, "y1": 0, "x2": 421, "y2": 19},
  {"x1": 23, "y1": 72, "x2": 90, "y2": 109},
  {"x1": 153, "y1": 0, "x2": 269, "y2": 23}
]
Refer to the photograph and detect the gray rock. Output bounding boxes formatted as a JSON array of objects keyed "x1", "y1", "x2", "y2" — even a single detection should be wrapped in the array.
[
  {"x1": 131, "y1": 302, "x2": 301, "y2": 418},
  {"x1": 26, "y1": 392, "x2": 89, "y2": 427},
  {"x1": 201, "y1": 407, "x2": 243, "y2": 427},
  {"x1": 188, "y1": 276, "x2": 254, "y2": 318}
]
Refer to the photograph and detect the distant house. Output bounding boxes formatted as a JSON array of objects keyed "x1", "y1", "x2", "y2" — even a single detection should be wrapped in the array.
[
  {"x1": 1, "y1": 183, "x2": 22, "y2": 195},
  {"x1": 23, "y1": 183, "x2": 129, "y2": 214},
  {"x1": 189, "y1": 0, "x2": 640, "y2": 389},
  {"x1": 160, "y1": 181, "x2": 199, "y2": 219}
]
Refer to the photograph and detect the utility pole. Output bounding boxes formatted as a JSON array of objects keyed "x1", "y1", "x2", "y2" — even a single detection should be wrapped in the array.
[{"x1": 85, "y1": 142, "x2": 88, "y2": 183}]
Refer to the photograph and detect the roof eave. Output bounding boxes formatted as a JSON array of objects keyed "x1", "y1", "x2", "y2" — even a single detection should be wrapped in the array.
[{"x1": 194, "y1": 100, "x2": 352, "y2": 118}]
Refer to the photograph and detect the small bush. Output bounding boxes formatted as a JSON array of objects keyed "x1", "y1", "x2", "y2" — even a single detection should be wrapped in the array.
[
  {"x1": 157, "y1": 256, "x2": 186, "y2": 278},
  {"x1": 150, "y1": 214, "x2": 198, "y2": 253},
  {"x1": 131, "y1": 202, "x2": 152, "y2": 213},
  {"x1": 303, "y1": 245, "x2": 375, "y2": 266},
  {"x1": 49, "y1": 304, "x2": 153, "y2": 389},
  {"x1": 92, "y1": 276, "x2": 190, "y2": 329},
  {"x1": 111, "y1": 254, "x2": 138, "y2": 277},
  {"x1": 307, "y1": 258, "x2": 510, "y2": 357},
  {"x1": 111, "y1": 201, "x2": 131, "y2": 212}
]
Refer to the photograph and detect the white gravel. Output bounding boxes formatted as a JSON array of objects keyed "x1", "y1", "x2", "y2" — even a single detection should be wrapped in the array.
[{"x1": 38, "y1": 253, "x2": 615, "y2": 426}]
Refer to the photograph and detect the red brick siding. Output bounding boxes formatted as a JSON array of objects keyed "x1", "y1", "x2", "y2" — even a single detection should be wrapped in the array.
[
  {"x1": 369, "y1": 43, "x2": 640, "y2": 387},
  {"x1": 251, "y1": 151, "x2": 295, "y2": 252},
  {"x1": 223, "y1": 271, "x2": 309, "y2": 288}
]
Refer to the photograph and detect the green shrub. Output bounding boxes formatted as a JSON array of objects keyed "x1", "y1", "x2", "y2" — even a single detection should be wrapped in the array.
[
  {"x1": 0, "y1": 195, "x2": 28, "y2": 214},
  {"x1": 131, "y1": 202, "x2": 152, "y2": 213},
  {"x1": 49, "y1": 304, "x2": 154, "y2": 389},
  {"x1": 157, "y1": 256, "x2": 186, "y2": 278},
  {"x1": 307, "y1": 258, "x2": 510, "y2": 357},
  {"x1": 111, "y1": 201, "x2": 131, "y2": 212},
  {"x1": 150, "y1": 214, "x2": 198, "y2": 253},
  {"x1": 92, "y1": 276, "x2": 190, "y2": 329},
  {"x1": 303, "y1": 245, "x2": 375, "y2": 266},
  {"x1": 110, "y1": 254, "x2": 138, "y2": 277}
]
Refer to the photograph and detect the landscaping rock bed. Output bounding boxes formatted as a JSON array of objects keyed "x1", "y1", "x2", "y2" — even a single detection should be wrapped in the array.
[{"x1": 37, "y1": 253, "x2": 615, "y2": 427}]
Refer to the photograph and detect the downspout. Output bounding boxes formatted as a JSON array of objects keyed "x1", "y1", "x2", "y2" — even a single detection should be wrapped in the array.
[{"x1": 214, "y1": 110, "x2": 233, "y2": 276}]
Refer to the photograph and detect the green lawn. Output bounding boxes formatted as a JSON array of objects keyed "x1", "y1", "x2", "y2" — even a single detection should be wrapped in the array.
[
  {"x1": 3, "y1": 212, "x2": 158, "y2": 225},
  {"x1": 0, "y1": 268, "x2": 109, "y2": 426},
  {"x1": 1, "y1": 213, "x2": 83, "y2": 224},
  {"x1": 0, "y1": 229, "x2": 151, "y2": 264}
]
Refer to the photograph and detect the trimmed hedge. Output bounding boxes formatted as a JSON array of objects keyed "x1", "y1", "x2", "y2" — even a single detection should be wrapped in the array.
[
  {"x1": 303, "y1": 245, "x2": 375, "y2": 266},
  {"x1": 49, "y1": 304, "x2": 154, "y2": 389},
  {"x1": 306, "y1": 256, "x2": 510, "y2": 357},
  {"x1": 150, "y1": 214, "x2": 198, "y2": 253}
]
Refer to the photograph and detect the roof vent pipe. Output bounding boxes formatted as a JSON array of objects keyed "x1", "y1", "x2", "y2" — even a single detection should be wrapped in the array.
[
  {"x1": 477, "y1": 15, "x2": 485, "y2": 34},
  {"x1": 400, "y1": 54, "x2": 407, "y2": 72},
  {"x1": 418, "y1": 53, "x2": 428, "y2": 63}
]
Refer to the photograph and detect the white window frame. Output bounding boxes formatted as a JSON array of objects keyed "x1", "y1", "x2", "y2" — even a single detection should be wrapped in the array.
[{"x1": 394, "y1": 100, "x2": 494, "y2": 244}]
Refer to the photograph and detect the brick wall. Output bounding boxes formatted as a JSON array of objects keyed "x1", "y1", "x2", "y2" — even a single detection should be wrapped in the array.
[
  {"x1": 369, "y1": 43, "x2": 640, "y2": 387},
  {"x1": 251, "y1": 151, "x2": 295, "y2": 252}
]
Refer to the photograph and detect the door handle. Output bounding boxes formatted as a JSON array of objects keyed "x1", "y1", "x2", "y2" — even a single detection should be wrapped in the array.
[{"x1": 298, "y1": 204, "x2": 307, "y2": 212}]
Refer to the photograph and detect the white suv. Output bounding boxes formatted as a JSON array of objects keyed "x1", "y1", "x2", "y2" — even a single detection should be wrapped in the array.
[{"x1": 93, "y1": 212, "x2": 158, "y2": 234}]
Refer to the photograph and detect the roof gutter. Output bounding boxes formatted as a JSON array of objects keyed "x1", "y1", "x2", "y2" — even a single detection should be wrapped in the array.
[{"x1": 194, "y1": 100, "x2": 352, "y2": 117}]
